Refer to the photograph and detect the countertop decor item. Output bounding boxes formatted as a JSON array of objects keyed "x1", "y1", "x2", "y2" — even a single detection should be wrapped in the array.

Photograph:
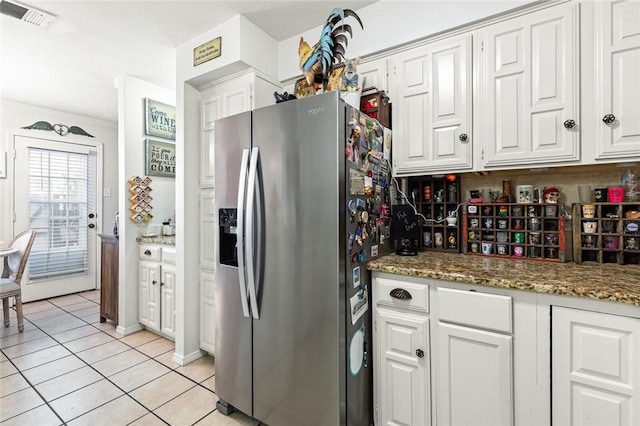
[
  {"x1": 408, "y1": 175, "x2": 461, "y2": 252},
  {"x1": 573, "y1": 202, "x2": 640, "y2": 265},
  {"x1": 463, "y1": 202, "x2": 571, "y2": 262}
]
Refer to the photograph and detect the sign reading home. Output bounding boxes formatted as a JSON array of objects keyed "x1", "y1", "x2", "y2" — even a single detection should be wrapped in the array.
[
  {"x1": 145, "y1": 98, "x2": 176, "y2": 140},
  {"x1": 194, "y1": 37, "x2": 221, "y2": 66},
  {"x1": 145, "y1": 139, "x2": 176, "y2": 178}
]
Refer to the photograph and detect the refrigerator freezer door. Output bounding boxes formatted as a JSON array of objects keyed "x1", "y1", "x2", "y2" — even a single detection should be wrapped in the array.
[
  {"x1": 251, "y1": 93, "x2": 345, "y2": 425},
  {"x1": 214, "y1": 111, "x2": 253, "y2": 416}
]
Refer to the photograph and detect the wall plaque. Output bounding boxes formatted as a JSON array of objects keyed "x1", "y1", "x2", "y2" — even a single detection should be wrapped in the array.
[
  {"x1": 145, "y1": 98, "x2": 176, "y2": 140},
  {"x1": 145, "y1": 138, "x2": 176, "y2": 178},
  {"x1": 194, "y1": 37, "x2": 221, "y2": 66}
]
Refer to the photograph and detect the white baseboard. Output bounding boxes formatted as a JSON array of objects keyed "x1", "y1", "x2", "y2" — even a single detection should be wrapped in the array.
[
  {"x1": 116, "y1": 323, "x2": 143, "y2": 336},
  {"x1": 172, "y1": 349, "x2": 203, "y2": 366}
]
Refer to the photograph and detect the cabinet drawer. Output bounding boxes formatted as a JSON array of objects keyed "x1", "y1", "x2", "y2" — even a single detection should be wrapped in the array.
[
  {"x1": 438, "y1": 287, "x2": 512, "y2": 333},
  {"x1": 163, "y1": 248, "x2": 176, "y2": 264},
  {"x1": 376, "y1": 277, "x2": 429, "y2": 313},
  {"x1": 139, "y1": 245, "x2": 161, "y2": 261}
]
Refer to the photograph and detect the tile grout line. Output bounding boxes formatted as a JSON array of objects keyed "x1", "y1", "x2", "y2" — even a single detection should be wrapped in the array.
[{"x1": 4, "y1": 291, "x2": 220, "y2": 425}]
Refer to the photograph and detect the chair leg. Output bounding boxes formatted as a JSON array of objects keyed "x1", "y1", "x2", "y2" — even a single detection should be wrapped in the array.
[
  {"x1": 2, "y1": 298, "x2": 9, "y2": 327},
  {"x1": 15, "y1": 295, "x2": 24, "y2": 332}
]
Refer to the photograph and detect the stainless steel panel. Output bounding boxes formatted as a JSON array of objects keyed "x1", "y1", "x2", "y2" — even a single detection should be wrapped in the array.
[
  {"x1": 251, "y1": 92, "x2": 345, "y2": 425},
  {"x1": 214, "y1": 112, "x2": 253, "y2": 416}
]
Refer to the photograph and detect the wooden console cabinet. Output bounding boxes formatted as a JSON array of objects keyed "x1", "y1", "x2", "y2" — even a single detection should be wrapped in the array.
[{"x1": 99, "y1": 234, "x2": 118, "y2": 323}]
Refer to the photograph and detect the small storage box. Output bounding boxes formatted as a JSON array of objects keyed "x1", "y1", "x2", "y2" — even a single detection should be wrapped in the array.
[{"x1": 360, "y1": 91, "x2": 391, "y2": 128}]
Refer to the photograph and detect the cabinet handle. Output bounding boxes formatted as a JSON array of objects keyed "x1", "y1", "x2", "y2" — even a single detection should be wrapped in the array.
[
  {"x1": 602, "y1": 114, "x2": 616, "y2": 124},
  {"x1": 563, "y1": 119, "x2": 576, "y2": 129},
  {"x1": 160, "y1": 281, "x2": 164, "y2": 287},
  {"x1": 144, "y1": 249, "x2": 151, "y2": 255},
  {"x1": 152, "y1": 280, "x2": 157, "y2": 285},
  {"x1": 390, "y1": 288, "x2": 412, "y2": 300},
  {"x1": 415, "y1": 349, "x2": 425, "y2": 358},
  {"x1": 458, "y1": 133, "x2": 468, "y2": 143}
]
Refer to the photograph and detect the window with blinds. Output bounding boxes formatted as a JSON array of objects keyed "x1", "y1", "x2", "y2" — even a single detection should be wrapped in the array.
[{"x1": 27, "y1": 148, "x2": 89, "y2": 279}]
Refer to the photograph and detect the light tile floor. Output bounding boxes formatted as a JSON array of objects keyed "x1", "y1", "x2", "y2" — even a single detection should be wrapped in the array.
[{"x1": 1, "y1": 290, "x2": 261, "y2": 425}]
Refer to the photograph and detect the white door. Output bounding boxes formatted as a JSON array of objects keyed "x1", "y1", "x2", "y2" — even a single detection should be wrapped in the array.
[
  {"x1": 437, "y1": 322, "x2": 513, "y2": 426},
  {"x1": 14, "y1": 135, "x2": 98, "y2": 302},
  {"x1": 480, "y1": 4, "x2": 579, "y2": 168},
  {"x1": 552, "y1": 306, "x2": 640, "y2": 426},
  {"x1": 376, "y1": 308, "x2": 430, "y2": 426},
  {"x1": 594, "y1": 0, "x2": 640, "y2": 160}
]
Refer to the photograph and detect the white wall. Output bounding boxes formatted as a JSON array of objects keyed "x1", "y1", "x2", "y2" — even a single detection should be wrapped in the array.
[
  {"x1": 114, "y1": 75, "x2": 176, "y2": 335},
  {"x1": 0, "y1": 99, "x2": 117, "y2": 246},
  {"x1": 278, "y1": 0, "x2": 536, "y2": 81}
]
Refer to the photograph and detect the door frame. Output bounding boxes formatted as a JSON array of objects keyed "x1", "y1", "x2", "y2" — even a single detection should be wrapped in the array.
[{"x1": 10, "y1": 130, "x2": 104, "y2": 300}]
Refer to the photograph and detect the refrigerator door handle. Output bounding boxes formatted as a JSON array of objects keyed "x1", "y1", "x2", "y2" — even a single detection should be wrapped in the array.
[
  {"x1": 246, "y1": 146, "x2": 261, "y2": 320},
  {"x1": 236, "y1": 148, "x2": 251, "y2": 318}
]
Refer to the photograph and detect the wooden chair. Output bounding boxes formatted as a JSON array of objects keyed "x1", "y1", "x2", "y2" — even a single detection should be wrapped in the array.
[{"x1": 1, "y1": 230, "x2": 36, "y2": 332}]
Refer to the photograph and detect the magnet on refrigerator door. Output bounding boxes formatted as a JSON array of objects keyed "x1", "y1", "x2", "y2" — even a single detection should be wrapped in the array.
[{"x1": 349, "y1": 326, "x2": 366, "y2": 376}]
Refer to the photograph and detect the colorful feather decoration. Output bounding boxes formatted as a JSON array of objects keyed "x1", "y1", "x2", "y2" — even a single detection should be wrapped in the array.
[{"x1": 299, "y1": 8, "x2": 364, "y2": 91}]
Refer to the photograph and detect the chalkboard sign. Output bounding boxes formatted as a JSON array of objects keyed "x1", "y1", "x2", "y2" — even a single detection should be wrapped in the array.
[{"x1": 392, "y1": 205, "x2": 420, "y2": 241}]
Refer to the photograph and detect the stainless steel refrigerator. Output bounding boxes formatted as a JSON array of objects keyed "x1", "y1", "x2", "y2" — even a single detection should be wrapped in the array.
[{"x1": 214, "y1": 91, "x2": 392, "y2": 426}]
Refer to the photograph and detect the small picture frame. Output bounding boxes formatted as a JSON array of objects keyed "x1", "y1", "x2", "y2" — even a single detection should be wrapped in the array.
[
  {"x1": 353, "y1": 266, "x2": 360, "y2": 288},
  {"x1": 145, "y1": 138, "x2": 176, "y2": 178},
  {"x1": 145, "y1": 98, "x2": 176, "y2": 140}
]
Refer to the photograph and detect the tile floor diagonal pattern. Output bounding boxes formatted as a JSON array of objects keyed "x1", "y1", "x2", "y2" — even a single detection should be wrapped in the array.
[{"x1": 0, "y1": 290, "x2": 261, "y2": 426}]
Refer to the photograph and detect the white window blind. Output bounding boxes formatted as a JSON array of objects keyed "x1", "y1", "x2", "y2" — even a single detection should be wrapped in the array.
[{"x1": 27, "y1": 148, "x2": 89, "y2": 279}]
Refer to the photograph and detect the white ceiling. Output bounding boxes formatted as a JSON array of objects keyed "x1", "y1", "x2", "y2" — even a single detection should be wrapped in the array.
[{"x1": 0, "y1": 1, "x2": 375, "y2": 123}]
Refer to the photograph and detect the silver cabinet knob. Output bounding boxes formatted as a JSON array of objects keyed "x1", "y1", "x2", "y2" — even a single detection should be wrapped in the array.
[
  {"x1": 563, "y1": 119, "x2": 576, "y2": 129},
  {"x1": 416, "y1": 349, "x2": 425, "y2": 358},
  {"x1": 459, "y1": 133, "x2": 469, "y2": 143},
  {"x1": 602, "y1": 114, "x2": 616, "y2": 124}
]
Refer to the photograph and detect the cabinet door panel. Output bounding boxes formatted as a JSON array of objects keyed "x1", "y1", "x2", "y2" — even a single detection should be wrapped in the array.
[
  {"x1": 139, "y1": 261, "x2": 161, "y2": 331},
  {"x1": 552, "y1": 306, "x2": 640, "y2": 426},
  {"x1": 596, "y1": 0, "x2": 640, "y2": 159},
  {"x1": 200, "y1": 271, "x2": 215, "y2": 353},
  {"x1": 357, "y1": 59, "x2": 386, "y2": 92},
  {"x1": 377, "y1": 309, "x2": 430, "y2": 426},
  {"x1": 392, "y1": 35, "x2": 472, "y2": 175},
  {"x1": 160, "y1": 265, "x2": 176, "y2": 338},
  {"x1": 482, "y1": 4, "x2": 578, "y2": 167},
  {"x1": 437, "y1": 322, "x2": 513, "y2": 426}
]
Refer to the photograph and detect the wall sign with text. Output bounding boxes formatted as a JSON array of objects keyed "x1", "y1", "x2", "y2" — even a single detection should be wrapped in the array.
[
  {"x1": 145, "y1": 98, "x2": 176, "y2": 140},
  {"x1": 145, "y1": 139, "x2": 176, "y2": 178}
]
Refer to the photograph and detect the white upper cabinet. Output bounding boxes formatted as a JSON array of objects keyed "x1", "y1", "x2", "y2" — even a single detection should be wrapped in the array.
[
  {"x1": 479, "y1": 4, "x2": 579, "y2": 168},
  {"x1": 592, "y1": 0, "x2": 640, "y2": 161},
  {"x1": 390, "y1": 34, "x2": 472, "y2": 175},
  {"x1": 357, "y1": 58, "x2": 388, "y2": 93}
]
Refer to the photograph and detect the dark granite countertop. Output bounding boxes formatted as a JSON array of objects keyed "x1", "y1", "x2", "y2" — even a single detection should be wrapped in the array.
[{"x1": 367, "y1": 251, "x2": 640, "y2": 306}]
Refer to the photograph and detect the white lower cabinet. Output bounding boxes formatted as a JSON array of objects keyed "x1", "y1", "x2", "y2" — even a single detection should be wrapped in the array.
[
  {"x1": 376, "y1": 309, "x2": 430, "y2": 426},
  {"x1": 199, "y1": 270, "x2": 215, "y2": 353},
  {"x1": 552, "y1": 306, "x2": 640, "y2": 426},
  {"x1": 373, "y1": 272, "x2": 529, "y2": 426},
  {"x1": 437, "y1": 323, "x2": 513, "y2": 426},
  {"x1": 139, "y1": 245, "x2": 176, "y2": 338},
  {"x1": 374, "y1": 274, "x2": 431, "y2": 425}
]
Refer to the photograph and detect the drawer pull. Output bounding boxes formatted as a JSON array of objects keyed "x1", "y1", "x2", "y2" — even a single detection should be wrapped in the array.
[
  {"x1": 390, "y1": 288, "x2": 412, "y2": 300},
  {"x1": 416, "y1": 349, "x2": 424, "y2": 358},
  {"x1": 144, "y1": 249, "x2": 151, "y2": 255}
]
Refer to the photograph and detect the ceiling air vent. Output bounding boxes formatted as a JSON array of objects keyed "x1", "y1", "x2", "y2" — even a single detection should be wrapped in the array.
[{"x1": 0, "y1": 0, "x2": 55, "y2": 28}]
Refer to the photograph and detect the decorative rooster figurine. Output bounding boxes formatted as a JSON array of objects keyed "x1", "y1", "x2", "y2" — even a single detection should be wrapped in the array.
[{"x1": 299, "y1": 8, "x2": 364, "y2": 91}]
